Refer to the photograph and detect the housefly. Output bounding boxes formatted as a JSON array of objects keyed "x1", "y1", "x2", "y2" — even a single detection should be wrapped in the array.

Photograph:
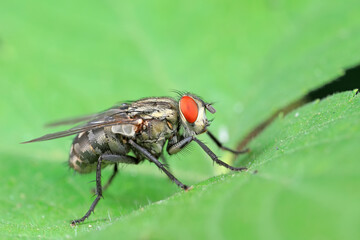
[{"x1": 22, "y1": 93, "x2": 248, "y2": 225}]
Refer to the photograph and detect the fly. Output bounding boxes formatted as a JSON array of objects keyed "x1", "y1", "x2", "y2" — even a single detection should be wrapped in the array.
[{"x1": 22, "y1": 93, "x2": 249, "y2": 225}]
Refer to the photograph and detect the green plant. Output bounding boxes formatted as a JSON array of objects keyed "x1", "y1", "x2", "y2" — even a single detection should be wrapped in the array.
[{"x1": 0, "y1": 0, "x2": 359, "y2": 239}]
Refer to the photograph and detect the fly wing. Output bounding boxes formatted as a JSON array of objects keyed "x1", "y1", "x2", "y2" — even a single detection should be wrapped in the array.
[
  {"x1": 22, "y1": 113, "x2": 142, "y2": 144},
  {"x1": 44, "y1": 113, "x2": 100, "y2": 127},
  {"x1": 45, "y1": 104, "x2": 131, "y2": 127},
  {"x1": 22, "y1": 97, "x2": 177, "y2": 144},
  {"x1": 45, "y1": 98, "x2": 176, "y2": 127}
]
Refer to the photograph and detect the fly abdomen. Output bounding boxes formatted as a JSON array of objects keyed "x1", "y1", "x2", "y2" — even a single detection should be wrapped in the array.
[
  {"x1": 69, "y1": 128, "x2": 109, "y2": 173},
  {"x1": 69, "y1": 127, "x2": 130, "y2": 173},
  {"x1": 69, "y1": 150, "x2": 94, "y2": 173}
]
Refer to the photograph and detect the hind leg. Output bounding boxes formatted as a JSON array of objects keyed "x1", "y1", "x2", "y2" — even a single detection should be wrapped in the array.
[
  {"x1": 101, "y1": 164, "x2": 118, "y2": 192},
  {"x1": 91, "y1": 164, "x2": 118, "y2": 194},
  {"x1": 71, "y1": 155, "x2": 104, "y2": 225},
  {"x1": 72, "y1": 155, "x2": 140, "y2": 225},
  {"x1": 91, "y1": 155, "x2": 140, "y2": 193}
]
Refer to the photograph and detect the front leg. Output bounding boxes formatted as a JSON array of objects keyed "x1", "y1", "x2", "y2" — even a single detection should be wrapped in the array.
[
  {"x1": 207, "y1": 131, "x2": 249, "y2": 154},
  {"x1": 168, "y1": 135, "x2": 246, "y2": 171},
  {"x1": 193, "y1": 138, "x2": 247, "y2": 172},
  {"x1": 167, "y1": 136, "x2": 193, "y2": 155},
  {"x1": 128, "y1": 139, "x2": 189, "y2": 190}
]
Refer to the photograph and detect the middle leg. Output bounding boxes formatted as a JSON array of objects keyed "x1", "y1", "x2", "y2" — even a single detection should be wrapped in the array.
[{"x1": 129, "y1": 139, "x2": 189, "y2": 190}]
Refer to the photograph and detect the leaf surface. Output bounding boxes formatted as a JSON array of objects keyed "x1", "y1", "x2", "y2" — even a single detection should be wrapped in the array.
[{"x1": 0, "y1": 0, "x2": 359, "y2": 239}]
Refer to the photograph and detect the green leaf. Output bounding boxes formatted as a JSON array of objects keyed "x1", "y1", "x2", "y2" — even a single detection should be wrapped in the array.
[
  {"x1": 0, "y1": 0, "x2": 359, "y2": 239},
  {"x1": 77, "y1": 91, "x2": 360, "y2": 240}
]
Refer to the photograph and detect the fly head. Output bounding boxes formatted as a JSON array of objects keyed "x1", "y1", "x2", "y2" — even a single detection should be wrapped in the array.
[{"x1": 178, "y1": 94, "x2": 216, "y2": 137}]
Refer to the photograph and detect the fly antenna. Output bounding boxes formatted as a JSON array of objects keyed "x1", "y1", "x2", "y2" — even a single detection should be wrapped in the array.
[{"x1": 205, "y1": 103, "x2": 216, "y2": 113}]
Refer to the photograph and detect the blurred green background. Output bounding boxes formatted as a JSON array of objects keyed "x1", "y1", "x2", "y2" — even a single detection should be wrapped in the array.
[{"x1": 0, "y1": 0, "x2": 359, "y2": 239}]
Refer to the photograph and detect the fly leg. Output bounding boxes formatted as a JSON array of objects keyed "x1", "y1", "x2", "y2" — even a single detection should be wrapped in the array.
[
  {"x1": 71, "y1": 155, "x2": 103, "y2": 225},
  {"x1": 72, "y1": 155, "x2": 140, "y2": 225},
  {"x1": 91, "y1": 155, "x2": 140, "y2": 193},
  {"x1": 167, "y1": 136, "x2": 193, "y2": 155},
  {"x1": 101, "y1": 164, "x2": 118, "y2": 192},
  {"x1": 193, "y1": 137, "x2": 247, "y2": 171},
  {"x1": 207, "y1": 131, "x2": 249, "y2": 154},
  {"x1": 160, "y1": 155, "x2": 171, "y2": 171},
  {"x1": 128, "y1": 139, "x2": 189, "y2": 190},
  {"x1": 91, "y1": 164, "x2": 118, "y2": 194},
  {"x1": 167, "y1": 136, "x2": 247, "y2": 171}
]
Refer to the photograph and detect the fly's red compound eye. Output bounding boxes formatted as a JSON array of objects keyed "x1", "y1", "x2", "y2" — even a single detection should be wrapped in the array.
[{"x1": 180, "y1": 96, "x2": 198, "y2": 123}]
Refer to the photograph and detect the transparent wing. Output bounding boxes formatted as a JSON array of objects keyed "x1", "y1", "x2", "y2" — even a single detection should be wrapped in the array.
[
  {"x1": 44, "y1": 113, "x2": 100, "y2": 127},
  {"x1": 45, "y1": 104, "x2": 131, "y2": 127},
  {"x1": 22, "y1": 111, "x2": 141, "y2": 144},
  {"x1": 22, "y1": 97, "x2": 176, "y2": 144}
]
